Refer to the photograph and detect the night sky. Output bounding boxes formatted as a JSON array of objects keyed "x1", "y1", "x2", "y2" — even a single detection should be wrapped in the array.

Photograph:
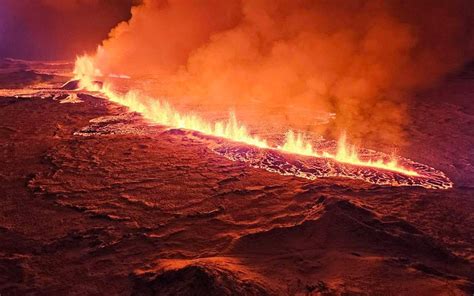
[{"x1": 0, "y1": 0, "x2": 134, "y2": 60}]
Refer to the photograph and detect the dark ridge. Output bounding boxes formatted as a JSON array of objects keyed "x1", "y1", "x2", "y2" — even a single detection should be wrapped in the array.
[
  {"x1": 60, "y1": 80, "x2": 103, "y2": 90},
  {"x1": 131, "y1": 265, "x2": 270, "y2": 296},
  {"x1": 61, "y1": 80, "x2": 80, "y2": 90},
  {"x1": 231, "y1": 199, "x2": 473, "y2": 280}
]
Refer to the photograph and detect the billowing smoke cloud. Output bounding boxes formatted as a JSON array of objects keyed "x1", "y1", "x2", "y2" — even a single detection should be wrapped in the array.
[
  {"x1": 0, "y1": 0, "x2": 135, "y2": 60},
  {"x1": 95, "y1": 0, "x2": 473, "y2": 144}
]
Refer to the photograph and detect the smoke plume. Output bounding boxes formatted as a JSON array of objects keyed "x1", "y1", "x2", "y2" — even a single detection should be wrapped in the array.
[{"x1": 93, "y1": 0, "x2": 474, "y2": 144}]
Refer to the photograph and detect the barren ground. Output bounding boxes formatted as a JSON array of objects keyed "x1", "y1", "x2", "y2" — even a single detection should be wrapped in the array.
[{"x1": 0, "y1": 59, "x2": 473, "y2": 295}]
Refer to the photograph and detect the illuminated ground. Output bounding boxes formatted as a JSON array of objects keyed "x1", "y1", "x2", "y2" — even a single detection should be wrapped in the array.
[{"x1": 0, "y1": 59, "x2": 473, "y2": 295}]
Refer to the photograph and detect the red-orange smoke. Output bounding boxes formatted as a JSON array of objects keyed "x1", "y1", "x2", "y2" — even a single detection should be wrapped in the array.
[{"x1": 84, "y1": 1, "x2": 474, "y2": 146}]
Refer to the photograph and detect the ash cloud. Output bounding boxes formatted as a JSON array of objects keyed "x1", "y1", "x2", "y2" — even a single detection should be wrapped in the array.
[
  {"x1": 0, "y1": 0, "x2": 135, "y2": 60},
  {"x1": 54, "y1": 1, "x2": 474, "y2": 144}
]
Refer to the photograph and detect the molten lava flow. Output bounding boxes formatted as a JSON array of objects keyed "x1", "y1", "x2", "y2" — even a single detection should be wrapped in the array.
[
  {"x1": 279, "y1": 131, "x2": 418, "y2": 176},
  {"x1": 104, "y1": 86, "x2": 269, "y2": 148},
  {"x1": 73, "y1": 55, "x2": 418, "y2": 177},
  {"x1": 75, "y1": 57, "x2": 269, "y2": 149}
]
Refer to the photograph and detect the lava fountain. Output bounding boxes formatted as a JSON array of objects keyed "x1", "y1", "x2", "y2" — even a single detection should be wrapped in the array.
[{"x1": 72, "y1": 55, "x2": 452, "y2": 189}]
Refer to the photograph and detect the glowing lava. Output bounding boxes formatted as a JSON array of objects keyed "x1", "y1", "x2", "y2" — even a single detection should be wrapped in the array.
[
  {"x1": 280, "y1": 131, "x2": 419, "y2": 176},
  {"x1": 74, "y1": 55, "x2": 419, "y2": 177}
]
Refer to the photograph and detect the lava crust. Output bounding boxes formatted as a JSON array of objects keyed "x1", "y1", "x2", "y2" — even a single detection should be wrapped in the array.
[{"x1": 0, "y1": 59, "x2": 473, "y2": 295}]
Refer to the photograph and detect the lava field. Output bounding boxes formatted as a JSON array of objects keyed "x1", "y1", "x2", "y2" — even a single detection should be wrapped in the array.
[{"x1": 0, "y1": 59, "x2": 473, "y2": 295}]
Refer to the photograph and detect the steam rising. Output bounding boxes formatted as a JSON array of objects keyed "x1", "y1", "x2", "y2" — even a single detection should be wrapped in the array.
[{"x1": 9, "y1": 0, "x2": 472, "y2": 145}]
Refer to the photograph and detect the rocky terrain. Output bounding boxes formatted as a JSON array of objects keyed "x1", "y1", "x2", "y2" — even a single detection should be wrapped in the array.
[{"x1": 0, "y1": 59, "x2": 473, "y2": 295}]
